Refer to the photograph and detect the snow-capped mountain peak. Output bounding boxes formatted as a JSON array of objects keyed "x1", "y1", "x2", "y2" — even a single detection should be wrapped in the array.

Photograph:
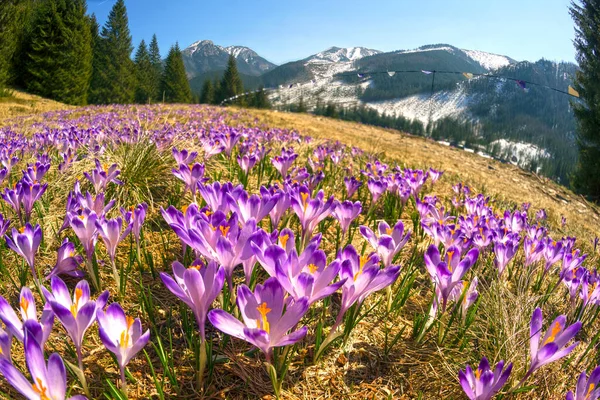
[
  {"x1": 461, "y1": 49, "x2": 513, "y2": 71},
  {"x1": 306, "y1": 46, "x2": 382, "y2": 63}
]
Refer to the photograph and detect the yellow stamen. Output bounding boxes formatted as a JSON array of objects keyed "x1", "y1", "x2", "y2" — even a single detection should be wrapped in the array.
[
  {"x1": 78, "y1": 215, "x2": 85, "y2": 220},
  {"x1": 308, "y1": 263, "x2": 318, "y2": 274},
  {"x1": 587, "y1": 383, "x2": 596, "y2": 397},
  {"x1": 19, "y1": 226, "x2": 25, "y2": 234},
  {"x1": 20, "y1": 298, "x2": 29, "y2": 317},
  {"x1": 279, "y1": 234, "x2": 289, "y2": 249},
  {"x1": 119, "y1": 316, "x2": 135, "y2": 349},
  {"x1": 256, "y1": 302, "x2": 271, "y2": 334},
  {"x1": 301, "y1": 192, "x2": 309, "y2": 212},
  {"x1": 354, "y1": 255, "x2": 370, "y2": 281},
  {"x1": 70, "y1": 288, "x2": 83, "y2": 317},
  {"x1": 219, "y1": 225, "x2": 230, "y2": 237},
  {"x1": 447, "y1": 250, "x2": 455, "y2": 272},
  {"x1": 32, "y1": 378, "x2": 49, "y2": 400},
  {"x1": 103, "y1": 164, "x2": 109, "y2": 173},
  {"x1": 204, "y1": 209, "x2": 212, "y2": 216},
  {"x1": 386, "y1": 228, "x2": 393, "y2": 235},
  {"x1": 475, "y1": 368, "x2": 481, "y2": 380},
  {"x1": 181, "y1": 205, "x2": 188, "y2": 214},
  {"x1": 543, "y1": 321, "x2": 562, "y2": 346}
]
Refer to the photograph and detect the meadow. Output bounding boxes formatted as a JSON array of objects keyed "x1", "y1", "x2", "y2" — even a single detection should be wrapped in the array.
[{"x1": 0, "y1": 103, "x2": 598, "y2": 399}]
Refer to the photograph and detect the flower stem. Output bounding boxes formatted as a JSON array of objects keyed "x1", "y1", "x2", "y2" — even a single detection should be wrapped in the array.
[
  {"x1": 120, "y1": 366, "x2": 128, "y2": 398},
  {"x1": 77, "y1": 347, "x2": 90, "y2": 398}
]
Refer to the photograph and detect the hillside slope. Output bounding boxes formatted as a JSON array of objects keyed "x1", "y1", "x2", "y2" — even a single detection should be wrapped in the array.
[{"x1": 247, "y1": 109, "x2": 599, "y2": 243}]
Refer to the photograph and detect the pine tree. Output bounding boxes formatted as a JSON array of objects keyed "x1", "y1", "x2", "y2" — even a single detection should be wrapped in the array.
[
  {"x1": 93, "y1": 0, "x2": 135, "y2": 104},
  {"x1": 570, "y1": 0, "x2": 600, "y2": 198},
  {"x1": 199, "y1": 79, "x2": 215, "y2": 104},
  {"x1": 160, "y1": 44, "x2": 192, "y2": 103},
  {"x1": 88, "y1": 13, "x2": 103, "y2": 104},
  {"x1": 0, "y1": 1, "x2": 18, "y2": 92},
  {"x1": 5, "y1": 0, "x2": 37, "y2": 88},
  {"x1": 250, "y1": 86, "x2": 271, "y2": 109},
  {"x1": 25, "y1": 0, "x2": 92, "y2": 105},
  {"x1": 148, "y1": 34, "x2": 162, "y2": 101},
  {"x1": 218, "y1": 55, "x2": 244, "y2": 104},
  {"x1": 134, "y1": 40, "x2": 155, "y2": 103}
]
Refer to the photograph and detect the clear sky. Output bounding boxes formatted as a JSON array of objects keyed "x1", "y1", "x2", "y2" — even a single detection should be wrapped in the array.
[{"x1": 87, "y1": 0, "x2": 577, "y2": 65}]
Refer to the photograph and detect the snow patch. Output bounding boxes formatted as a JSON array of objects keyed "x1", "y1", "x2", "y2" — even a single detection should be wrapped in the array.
[
  {"x1": 490, "y1": 139, "x2": 550, "y2": 169},
  {"x1": 462, "y1": 49, "x2": 512, "y2": 71}
]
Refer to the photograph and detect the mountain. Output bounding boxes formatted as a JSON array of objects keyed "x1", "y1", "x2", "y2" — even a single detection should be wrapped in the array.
[
  {"x1": 266, "y1": 44, "x2": 577, "y2": 184},
  {"x1": 182, "y1": 40, "x2": 276, "y2": 79}
]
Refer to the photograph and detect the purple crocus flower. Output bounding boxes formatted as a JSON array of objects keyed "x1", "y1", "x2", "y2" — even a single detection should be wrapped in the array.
[
  {"x1": 493, "y1": 239, "x2": 519, "y2": 276},
  {"x1": 271, "y1": 148, "x2": 298, "y2": 178},
  {"x1": 524, "y1": 237, "x2": 545, "y2": 268},
  {"x1": 334, "y1": 246, "x2": 400, "y2": 330},
  {"x1": 131, "y1": 202, "x2": 147, "y2": 246},
  {"x1": 208, "y1": 277, "x2": 309, "y2": 362},
  {"x1": 0, "y1": 324, "x2": 87, "y2": 400},
  {"x1": 46, "y1": 239, "x2": 85, "y2": 280},
  {"x1": 536, "y1": 209, "x2": 547, "y2": 221},
  {"x1": 96, "y1": 217, "x2": 132, "y2": 264},
  {"x1": 268, "y1": 188, "x2": 290, "y2": 229},
  {"x1": 69, "y1": 209, "x2": 99, "y2": 262},
  {"x1": 228, "y1": 189, "x2": 278, "y2": 224},
  {"x1": 343, "y1": 176, "x2": 362, "y2": 199},
  {"x1": 172, "y1": 163, "x2": 205, "y2": 199},
  {"x1": 20, "y1": 180, "x2": 48, "y2": 222},
  {"x1": 367, "y1": 178, "x2": 387, "y2": 204},
  {"x1": 459, "y1": 357, "x2": 512, "y2": 400},
  {"x1": 160, "y1": 260, "x2": 225, "y2": 341},
  {"x1": 0, "y1": 168, "x2": 6, "y2": 185},
  {"x1": 332, "y1": 200, "x2": 362, "y2": 236},
  {"x1": 359, "y1": 220, "x2": 411, "y2": 267},
  {"x1": 22, "y1": 162, "x2": 50, "y2": 183},
  {"x1": 0, "y1": 287, "x2": 54, "y2": 346},
  {"x1": 172, "y1": 147, "x2": 198, "y2": 165},
  {"x1": 290, "y1": 186, "x2": 334, "y2": 241},
  {"x1": 525, "y1": 307, "x2": 581, "y2": 379},
  {"x1": 77, "y1": 191, "x2": 115, "y2": 218},
  {"x1": 5, "y1": 223, "x2": 42, "y2": 281},
  {"x1": 0, "y1": 327, "x2": 10, "y2": 360},
  {"x1": 543, "y1": 238, "x2": 565, "y2": 271},
  {"x1": 428, "y1": 168, "x2": 443, "y2": 184},
  {"x1": 566, "y1": 366, "x2": 600, "y2": 400},
  {"x1": 0, "y1": 213, "x2": 10, "y2": 237},
  {"x1": 424, "y1": 245, "x2": 479, "y2": 312},
  {"x1": 197, "y1": 181, "x2": 238, "y2": 214},
  {"x1": 237, "y1": 154, "x2": 258, "y2": 174},
  {"x1": 43, "y1": 277, "x2": 109, "y2": 372},
  {"x1": 97, "y1": 303, "x2": 150, "y2": 391},
  {"x1": 83, "y1": 160, "x2": 123, "y2": 194},
  {"x1": 2, "y1": 185, "x2": 22, "y2": 222}
]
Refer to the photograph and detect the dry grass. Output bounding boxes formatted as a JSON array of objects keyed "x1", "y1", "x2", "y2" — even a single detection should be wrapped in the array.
[
  {"x1": 246, "y1": 109, "x2": 600, "y2": 246},
  {"x1": 0, "y1": 90, "x2": 71, "y2": 122},
  {"x1": 0, "y1": 100, "x2": 597, "y2": 399}
]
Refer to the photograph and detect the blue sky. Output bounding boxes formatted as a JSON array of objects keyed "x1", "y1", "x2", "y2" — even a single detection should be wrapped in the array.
[{"x1": 87, "y1": 0, "x2": 577, "y2": 64}]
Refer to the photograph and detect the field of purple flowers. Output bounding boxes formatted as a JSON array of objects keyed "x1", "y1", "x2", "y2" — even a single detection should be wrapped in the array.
[{"x1": 0, "y1": 104, "x2": 598, "y2": 399}]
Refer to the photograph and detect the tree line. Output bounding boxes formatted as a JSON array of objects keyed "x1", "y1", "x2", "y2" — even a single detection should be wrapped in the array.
[{"x1": 0, "y1": 0, "x2": 192, "y2": 104}]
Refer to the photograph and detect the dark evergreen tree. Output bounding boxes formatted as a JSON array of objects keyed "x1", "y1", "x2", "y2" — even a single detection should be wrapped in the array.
[
  {"x1": 250, "y1": 86, "x2": 271, "y2": 109},
  {"x1": 160, "y1": 44, "x2": 192, "y2": 103},
  {"x1": 0, "y1": 1, "x2": 18, "y2": 92},
  {"x1": 218, "y1": 55, "x2": 244, "y2": 104},
  {"x1": 5, "y1": 0, "x2": 37, "y2": 88},
  {"x1": 199, "y1": 79, "x2": 215, "y2": 104},
  {"x1": 570, "y1": 0, "x2": 600, "y2": 198},
  {"x1": 148, "y1": 34, "x2": 162, "y2": 101},
  {"x1": 25, "y1": 0, "x2": 92, "y2": 104},
  {"x1": 92, "y1": 0, "x2": 135, "y2": 104},
  {"x1": 87, "y1": 13, "x2": 103, "y2": 104},
  {"x1": 134, "y1": 40, "x2": 155, "y2": 103}
]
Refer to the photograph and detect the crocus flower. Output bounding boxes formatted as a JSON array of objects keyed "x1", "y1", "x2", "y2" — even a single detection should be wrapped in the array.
[
  {"x1": 335, "y1": 246, "x2": 400, "y2": 329},
  {"x1": 20, "y1": 180, "x2": 48, "y2": 222},
  {"x1": 0, "y1": 287, "x2": 54, "y2": 346},
  {"x1": 0, "y1": 327, "x2": 10, "y2": 361},
  {"x1": 95, "y1": 217, "x2": 132, "y2": 264},
  {"x1": 566, "y1": 365, "x2": 600, "y2": 400},
  {"x1": 268, "y1": 188, "x2": 290, "y2": 229},
  {"x1": 359, "y1": 220, "x2": 411, "y2": 267},
  {"x1": 461, "y1": 277, "x2": 479, "y2": 318},
  {"x1": 428, "y1": 168, "x2": 443, "y2": 184},
  {"x1": 83, "y1": 160, "x2": 123, "y2": 194},
  {"x1": 228, "y1": 189, "x2": 278, "y2": 224},
  {"x1": 0, "y1": 323, "x2": 87, "y2": 400},
  {"x1": 43, "y1": 277, "x2": 109, "y2": 369},
  {"x1": 237, "y1": 154, "x2": 258, "y2": 174},
  {"x1": 543, "y1": 238, "x2": 565, "y2": 271},
  {"x1": 172, "y1": 163, "x2": 205, "y2": 199},
  {"x1": 271, "y1": 148, "x2": 298, "y2": 178},
  {"x1": 69, "y1": 209, "x2": 99, "y2": 262},
  {"x1": 459, "y1": 357, "x2": 512, "y2": 400},
  {"x1": 22, "y1": 161, "x2": 50, "y2": 183},
  {"x1": 160, "y1": 260, "x2": 225, "y2": 341},
  {"x1": 525, "y1": 307, "x2": 581, "y2": 378},
  {"x1": 424, "y1": 245, "x2": 479, "y2": 312},
  {"x1": 5, "y1": 223, "x2": 42, "y2": 280},
  {"x1": 131, "y1": 202, "x2": 147, "y2": 247},
  {"x1": 77, "y1": 191, "x2": 115, "y2": 218},
  {"x1": 46, "y1": 239, "x2": 85, "y2": 280},
  {"x1": 524, "y1": 237, "x2": 545, "y2": 268},
  {"x1": 172, "y1": 147, "x2": 197, "y2": 165},
  {"x1": 290, "y1": 186, "x2": 334, "y2": 241},
  {"x1": 332, "y1": 200, "x2": 362, "y2": 236},
  {"x1": 0, "y1": 213, "x2": 10, "y2": 238},
  {"x1": 367, "y1": 178, "x2": 387, "y2": 204},
  {"x1": 536, "y1": 209, "x2": 547, "y2": 221},
  {"x1": 97, "y1": 303, "x2": 150, "y2": 389},
  {"x1": 208, "y1": 277, "x2": 309, "y2": 362},
  {"x1": 493, "y1": 239, "x2": 519, "y2": 276},
  {"x1": 343, "y1": 176, "x2": 362, "y2": 198},
  {"x1": 2, "y1": 185, "x2": 22, "y2": 224}
]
